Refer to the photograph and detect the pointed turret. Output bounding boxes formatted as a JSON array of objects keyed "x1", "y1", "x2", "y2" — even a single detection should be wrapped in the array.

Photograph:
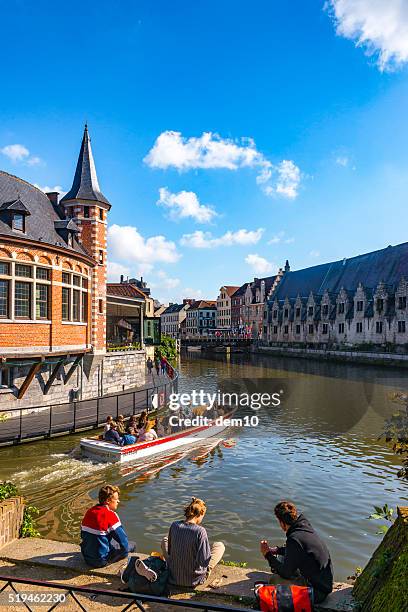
[
  {"x1": 61, "y1": 125, "x2": 111, "y2": 208},
  {"x1": 284, "y1": 259, "x2": 290, "y2": 273}
]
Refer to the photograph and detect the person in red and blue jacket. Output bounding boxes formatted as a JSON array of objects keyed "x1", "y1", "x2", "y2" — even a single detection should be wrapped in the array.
[{"x1": 81, "y1": 485, "x2": 132, "y2": 567}]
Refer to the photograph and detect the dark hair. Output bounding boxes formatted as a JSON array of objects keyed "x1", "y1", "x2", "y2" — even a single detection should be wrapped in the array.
[
  {"x1": 137, "y1": 411, "x2": 148, "y2": 429},
  {"x1": 274, "y1": 501, "x2": 298, "y2": 526},
  {"x1": 99, "y1": 485, "x2": 120, "y2": 505}
]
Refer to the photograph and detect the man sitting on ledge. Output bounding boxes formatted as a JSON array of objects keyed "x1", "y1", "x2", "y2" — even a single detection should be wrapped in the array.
[
  {"x1": 81, "y1": 485, "x2": 133, "y2": 568},
  {"x1": 260, "y1": 500, "x2": 333, "y2": 604}
]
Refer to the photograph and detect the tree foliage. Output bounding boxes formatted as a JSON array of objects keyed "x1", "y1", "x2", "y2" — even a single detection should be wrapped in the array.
[
  {"x1": 0, "y1": 480, "x2": 40, "y2": 537},
  {"x1": 382, "y1": 392, "x2": 408, "y2": 479},
  {"x1": 155, "y1": 335, "x2": 177, "y2": 362}
]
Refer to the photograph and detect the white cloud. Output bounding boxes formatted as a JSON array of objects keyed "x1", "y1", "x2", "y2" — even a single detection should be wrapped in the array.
[
  {"x1": 144, "y1": 131, "x2": 261, "y2": 170},
  {"x1": 107, "y1": 261, "x2": 131, "y2": 282},
  {"x1": 145, "y1": 131, "x2": 302, "y2": 199},
  {"x1": 275, "y1": 160, "x2": 301, "y2": 199},
  {"x1": 1, "y1": 144, "x2": 29, "y2": 162},
  {"x1": 155, "y1": 270, "x2": 181, "y2": 290},
  {"x1": 108, "y1": 224, "x2": 181, "y2": 265},
  {"x1": 180, "y1": 228, "x2": 264, "y2": 249},
  {"x1": 267, "y1": 231, "x2": 295, "y2": 245},
  {"x1": 34, "y1": 184, "x2": 67, "y2": 198},
  {"x1": 326, "y1": 0, "x2": 408, "y2": 70},
  {"x1": 183, "y1": 287, "x2": 204, "y2": 300},
  {"x1": 157, "y1": 187, "x2": 217, "y2": 223},
  {"x1": 245, "y1": 254, "x2": 276, "y2": 275},
  {"x1": 310, "y1": 250, "x2": 320, "y2": 258},
  {"x1": 26, "y1": 156, "x2": 42, "y2": 166},
  {"x1": 335, "y1": 155, "x2": 349, "y2": 167},
  {"x1": 1, "y1": 144, "x2": 43, "y2": 166}
]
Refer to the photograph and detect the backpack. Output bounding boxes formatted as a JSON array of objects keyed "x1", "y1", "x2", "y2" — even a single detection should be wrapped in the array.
[
  {"x1": 254, "y1": 582, "x2": 314, "y2": 612},
  {"x1": 122, "y1": 556, "x2": 169, "y2": 596}
]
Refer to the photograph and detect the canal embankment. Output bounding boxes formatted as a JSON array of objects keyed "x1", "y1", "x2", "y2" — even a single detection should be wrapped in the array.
[
  {"x1": 0, "y1": 537, "x2": 355, "y2": 611},
  {"x1": 253, "y1": 345, "x2": 408, "y2": 368}
]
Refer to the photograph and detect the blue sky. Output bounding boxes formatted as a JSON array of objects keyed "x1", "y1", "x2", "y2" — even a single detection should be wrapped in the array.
[{"x1": 1, "y1": 0, "x2": 408, "y2": 303}]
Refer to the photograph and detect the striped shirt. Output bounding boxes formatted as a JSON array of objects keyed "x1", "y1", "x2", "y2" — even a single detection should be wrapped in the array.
[{"x1": 167, "y1": 520, "x2": 211, "y2": 587}]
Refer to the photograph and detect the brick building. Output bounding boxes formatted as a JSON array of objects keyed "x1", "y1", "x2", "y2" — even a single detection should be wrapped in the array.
[{"x1": 0, "y1": 126, "x2": 148, "y2": 407}]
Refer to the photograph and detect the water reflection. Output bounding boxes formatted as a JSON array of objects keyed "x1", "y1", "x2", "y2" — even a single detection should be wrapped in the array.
[{"x1": 0, "y1": 352, "x2": 407, "y2": 581}]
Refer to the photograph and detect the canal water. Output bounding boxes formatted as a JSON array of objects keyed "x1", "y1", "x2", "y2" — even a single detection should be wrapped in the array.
[{"x1": 0, "y1": 352, "x2": 407, "y2": 581}]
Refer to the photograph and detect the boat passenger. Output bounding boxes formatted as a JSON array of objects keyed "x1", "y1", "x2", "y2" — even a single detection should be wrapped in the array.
[
  {"x1": 161, "y1": 497, "x2": 225, "y2": 587},
  {"x1": 117, "y1": 415, "x2": 126, "y2": 435},
  {"x1": 154, "y1": 418, "x2": 165, "y2": 438},
  {"x1": 103, "y1": 415, "x2": 113, "y2": 438},
  {"x1": 104, "y1": 422, "x2": 123, "y2": 446},
  {"x1": 260, "y1": 500, "x2": 333, "y2": 604},
  {"x1": 137, "y1": 410, "x2": 148, "y2": 432},
  {"x1": 122, "y1": 427, "x2": 137, "y2": 446},
  {"x1": 126, "y1": 416, "x2": 137, "y2": 433},
  {"x1": 138, "y1": 421, "x2": 158, "y2": 442},
  {"x1": 81, "y1": 485, "x2": 134, "y2": 568}
]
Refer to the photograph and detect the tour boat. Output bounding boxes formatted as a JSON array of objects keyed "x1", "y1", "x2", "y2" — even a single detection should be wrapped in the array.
[{"x1": 80, "y1": 413, "x2": 232, "y2": 463}]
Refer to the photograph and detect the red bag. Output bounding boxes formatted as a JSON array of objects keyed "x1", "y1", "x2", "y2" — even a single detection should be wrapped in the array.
[{"x1": 254, "y1": 583, "x2": 314, "y2": 612}]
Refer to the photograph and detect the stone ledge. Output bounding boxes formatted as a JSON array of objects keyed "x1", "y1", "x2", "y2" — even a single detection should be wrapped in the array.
[{"x1": 0, "y1": 538, "x2": 356, "y2": 611}]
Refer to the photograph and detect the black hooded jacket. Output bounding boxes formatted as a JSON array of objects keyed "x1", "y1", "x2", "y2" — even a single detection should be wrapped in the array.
[{"x1": 265, "y1": 514, "x2": 333, "y2": 595}]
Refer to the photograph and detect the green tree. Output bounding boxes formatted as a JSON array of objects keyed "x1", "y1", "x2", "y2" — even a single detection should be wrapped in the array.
[
  {"x1": 382, "y1": 392, "x2": 408, "y2": 480},
  {"x1": 155, "y1": 335, "x2": 177, "y2": 362}
]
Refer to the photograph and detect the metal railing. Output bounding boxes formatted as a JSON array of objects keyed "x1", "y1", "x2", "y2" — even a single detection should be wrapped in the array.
[
  {"x1": 0, "y1": 370, "x2": 178, "y2": 446},
  {"x1": 0, "y1": 574, "x2": 252, "y2": 612}
]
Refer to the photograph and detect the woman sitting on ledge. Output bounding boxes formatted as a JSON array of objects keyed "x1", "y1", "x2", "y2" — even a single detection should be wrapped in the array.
[{"x1": 161, "y1": 497, "x2": 225, "y2": 587}]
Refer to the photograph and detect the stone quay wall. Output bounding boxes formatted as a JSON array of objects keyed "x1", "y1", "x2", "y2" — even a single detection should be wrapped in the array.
[
  {"x1": 0, "y1": 497, "x2": 25, "y2": 549},
  {"x1": 0, "y1": 350, "x2": 147, "y2": 411},
  {"x1": 254, "y1": 345, "x2": 408, "y2": 368}
]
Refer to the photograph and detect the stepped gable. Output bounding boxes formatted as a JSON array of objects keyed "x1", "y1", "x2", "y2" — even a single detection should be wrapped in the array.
[
  {"x1": 272, "y1": 242, "x2": 408, "y2": 299},
  {"x1": 0, "y1": 170, "x2": 87, "y2": 255}
]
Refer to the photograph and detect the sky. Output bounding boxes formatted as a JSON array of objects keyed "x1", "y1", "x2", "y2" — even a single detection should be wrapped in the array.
[{"x1": 1, "y1": 0, "x2": 408, "y2": 303}]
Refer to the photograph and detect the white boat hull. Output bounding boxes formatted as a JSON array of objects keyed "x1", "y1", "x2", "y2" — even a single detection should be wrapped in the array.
[{"x1": 80, "y1": 418, "x2": 230, "y2": 463}]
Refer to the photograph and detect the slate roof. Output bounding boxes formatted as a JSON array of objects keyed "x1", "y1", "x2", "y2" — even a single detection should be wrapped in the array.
[
  {"x1": 0, "y1": 171, "x2": 88, "y2": 256},
  {"x1": 233, "y1": 283, "x2": 249, "y2": 297},
  {"x1": 188, "y1": 300, "x2": 217, "y2": 310},
  {"x1": 107, "y1": 283, "x2": 146, "y2": 300},
  {"x1": 163, "y1": 303, "x2": 188, "y2": 314},
  {"x1": 272, "y1": 243, "x2": 408, "y2": 300},
  {"x1": 60, "y1": 125, "x2": 111, "y2": 208},
  {"x1": 0, "y1": 198, "x2": 30, "y2": 214},
  {"x1": 54, "y1": 219, "x2": 79, "y2": 232}
]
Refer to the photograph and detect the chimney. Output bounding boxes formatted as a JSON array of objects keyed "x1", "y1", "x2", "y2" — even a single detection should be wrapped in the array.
[
  {"x1": 120, "y1": 275, "x2": 124, "y2": 283},
  {"x1": 46, "y1": 192, "x2": 59, "y2": 206},
  {"x1": 284, "y1": 260, "x2": 290, "y2": 273}
]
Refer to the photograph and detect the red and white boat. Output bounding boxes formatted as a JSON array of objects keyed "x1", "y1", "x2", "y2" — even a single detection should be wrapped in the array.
[{"x1": 80, "y1": 414, "x2": 232, "y2": 463}]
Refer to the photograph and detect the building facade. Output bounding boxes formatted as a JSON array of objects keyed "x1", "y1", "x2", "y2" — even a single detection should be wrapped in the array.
[
  {"x1": 231, "y1": 272, "x2": 283, "y2": 338},
  {"x1": 0, "y1": 126, "x2": 148, "y2": 407},
  {"x1": 185, "y1": 300, "x2": 217, "y2": 338},
  {"x1": 264, "y1": 243, "x2": 408, "y2": 348},
  {"x1": 161, "y1": 302, "x2": 190, "y2": 338},
  {"x1": 216, "y1": 286, "x2": 239, "y2": 332}
]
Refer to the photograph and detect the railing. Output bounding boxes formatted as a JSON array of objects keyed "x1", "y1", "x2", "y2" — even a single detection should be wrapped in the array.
[
  {"x1": 0, "y1": 575, "x2": 252, "y2": 612},
  {"x1": 0, "y1": 369, "x2": 178, "y2": 446}
]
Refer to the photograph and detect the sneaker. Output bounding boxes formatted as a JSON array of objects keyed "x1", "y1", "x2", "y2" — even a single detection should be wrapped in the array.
[{"x1": 135, "y1": 558, "x2": 157, "y2": 582}]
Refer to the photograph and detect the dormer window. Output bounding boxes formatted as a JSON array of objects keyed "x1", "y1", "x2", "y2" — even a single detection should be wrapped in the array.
[
  {"x1": 0, "y1": 198, "x2": 30, "y2": 233},
  {"x1": 12, "y1": 213, "x2": 25, "y2": 232},
  {"x1": 54, "y1": 218, "x2": 79, "y2": 248}
]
